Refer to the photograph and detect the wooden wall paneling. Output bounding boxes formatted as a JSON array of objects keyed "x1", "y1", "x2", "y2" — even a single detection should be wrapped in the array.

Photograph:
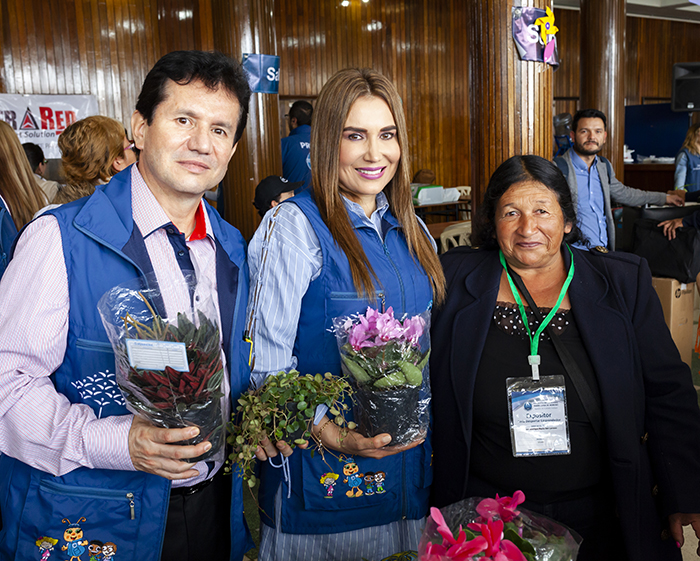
[
  {"x1": 41, "y1": 0, "x2": 57, "y2": 94},
  {"x1": 25, "y1": 0, "x2": 42, "y2": 93},
  {"x1": 6, "y1": 1, "x2": 24, "y2": 92},
  {"x1": 580, "y1": 0, "x2": 626, "y2": 177},
  {"x1": 212, "y1": 0, "x2": 282, "y2": 239},
  {"x1": 468, "y1": 0, "x2": 553, "y2": 211},
  {"x1": 553, "y1": 9, "x2": 579, "y2": 115},
  {"x1": 195, "y1": 0, "x2": 214, "y2": 52}
]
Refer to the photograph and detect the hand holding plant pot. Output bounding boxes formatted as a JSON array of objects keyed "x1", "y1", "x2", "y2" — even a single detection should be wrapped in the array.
[
  {"x1": 333, "y1": 306, "x2": 432, "y2": 447},
  {"x1": 98, "y1": 273, "x2": 226, "y2": 463}
]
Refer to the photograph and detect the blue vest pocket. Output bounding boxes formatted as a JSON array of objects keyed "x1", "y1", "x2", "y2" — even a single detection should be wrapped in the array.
[{"x1": 17, "y1": 477, "x2": 142, "y2": 561}]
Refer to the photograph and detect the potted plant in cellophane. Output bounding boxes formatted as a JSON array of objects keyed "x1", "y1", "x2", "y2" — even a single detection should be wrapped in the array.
[
  {"x1": 98, "y1": 272, "x2": 225, "y2": 462},
  {"x1": 333, "y1": 306, "x2": 431, "y2": 447}
]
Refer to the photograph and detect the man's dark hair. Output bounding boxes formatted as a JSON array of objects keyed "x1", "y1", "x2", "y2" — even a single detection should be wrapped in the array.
[
  {"x1": 572, "y1": 109, "x2": 607, "y2": 132},
  {"x1": 289, "y1": 100, "x2": 313, "y2": 126},
  {"x1": 22, "y1": 142, "x2": 44, "y2": 173},
  {"x1": 135, "y1": 50, "x2": 252, "y2": 145},
  {"x1": 472, "y1": 155, "x2": 582, "y2": 249}
]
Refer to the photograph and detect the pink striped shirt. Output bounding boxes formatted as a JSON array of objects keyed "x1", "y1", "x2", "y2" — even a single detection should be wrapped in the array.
[{"x1": 0, "y1": 165, "x2": 226, "y2": 485}]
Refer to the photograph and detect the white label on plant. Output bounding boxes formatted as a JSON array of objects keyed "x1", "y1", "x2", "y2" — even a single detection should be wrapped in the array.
[{"x1": 126, "y1": 340, "x2": 189, "y2": 372}]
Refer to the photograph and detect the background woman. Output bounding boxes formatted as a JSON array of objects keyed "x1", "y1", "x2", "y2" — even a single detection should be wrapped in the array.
[
  {"x1": 430, "y1": 155, "x2": 700, "y2": 561},
  {"x1": 246, "y1": 68, "x2": 445, "y2": 560},
  {"x1": 55, "y1": 115, "x2": 136, "y2": 204},
  {"x1": 0, "y1": 120, "x2": 47, "y2": 229},
  {"x1": 0, "y1": 121, "x2": 47, "y2": 276},
  {"x1": 674, "y1": 122, "x2": 700, "y2": 194}
]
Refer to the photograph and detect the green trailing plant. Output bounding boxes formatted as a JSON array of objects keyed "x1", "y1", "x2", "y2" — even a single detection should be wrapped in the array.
[{"x1": 227, "y1": 370, "x2": 354, "y2": 486}]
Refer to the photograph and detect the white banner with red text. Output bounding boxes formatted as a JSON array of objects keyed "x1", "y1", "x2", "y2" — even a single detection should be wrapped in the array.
[{"x1": 0, "y1": 94, "x2": 99, "y2": 159}]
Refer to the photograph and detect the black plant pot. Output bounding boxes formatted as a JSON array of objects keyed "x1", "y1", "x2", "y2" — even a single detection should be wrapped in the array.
[
  {"x1": 352, "y1": 383, "x2": 423, "y2": 447},
  {"x1": 160, "y1": 400, "x2": 224, "y2": 462}
]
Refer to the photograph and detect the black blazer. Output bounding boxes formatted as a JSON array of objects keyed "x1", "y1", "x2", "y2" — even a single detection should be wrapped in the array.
[{"x1": 430, "y1": 246, "x2": 700, "y2": 560}]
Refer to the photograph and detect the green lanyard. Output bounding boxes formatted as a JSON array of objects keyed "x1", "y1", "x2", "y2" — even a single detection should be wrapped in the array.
[{"x1": 499, "y1": 246, "x2": 575, "y2": 381}]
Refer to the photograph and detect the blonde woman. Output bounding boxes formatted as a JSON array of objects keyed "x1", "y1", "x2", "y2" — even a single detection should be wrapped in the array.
[
  {"x1": 674, "y1": 123, "x2": 700, "y2": 193},
  {"x1": 55, "y1": 115, "x2": 137, "y2": 204},
  {"x1": 246, "y1": 68, "x2": 445, "y2": 560},
  {"x1": 0, "y1": 121, "x2": 47, "y2": 228},
  {"x1": 0, "y1": 121, "x2": 47, "y2": 275}
]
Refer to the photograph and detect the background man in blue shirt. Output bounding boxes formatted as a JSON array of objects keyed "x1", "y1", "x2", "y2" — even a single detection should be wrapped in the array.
[
  {"x1": 555, "y1": 108, "x2": 683, "y2": 250},
  {"x1": 281, "y1": 100, "x2": 312, "y2": 190}
]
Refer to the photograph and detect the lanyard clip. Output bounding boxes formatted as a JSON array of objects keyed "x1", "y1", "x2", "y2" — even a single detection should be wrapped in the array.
[{"x1": 528, "y1": 355, "x2": 541, "y2": 381}]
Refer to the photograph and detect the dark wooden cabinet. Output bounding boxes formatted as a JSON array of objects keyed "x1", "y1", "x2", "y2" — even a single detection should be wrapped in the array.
[{"x1": 623, "y1": 164, "x2": 675, "y2": 193}]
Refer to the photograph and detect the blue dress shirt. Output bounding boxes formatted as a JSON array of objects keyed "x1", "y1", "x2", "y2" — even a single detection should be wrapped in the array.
[{"x1": 571, "y1": 150, "x2": 608, "y2": 248}]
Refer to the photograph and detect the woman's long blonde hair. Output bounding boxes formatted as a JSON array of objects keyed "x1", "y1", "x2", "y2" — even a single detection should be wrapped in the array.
[
  {"x1": 56, "y1": 115, "x2": 126, "y2": 203},
  {"x1": 311, "y1": 68, "x2": 445, "y2": 304},
  {"x1": 0, "y1": 121, "x2": 48, "y2": 228},
  {"x1": 681, "y1": 123, "x2": 700, "y2": 156}
]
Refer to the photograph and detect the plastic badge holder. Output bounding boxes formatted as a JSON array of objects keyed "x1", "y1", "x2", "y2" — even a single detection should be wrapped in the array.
[{"x1": 506, "y1": 375, "x2": 571, "y2": 457}]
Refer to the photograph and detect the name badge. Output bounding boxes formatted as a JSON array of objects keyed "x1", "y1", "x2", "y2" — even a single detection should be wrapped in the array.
[{"x1": 506, "y1": 375, "x2": 571, "y2": 457}]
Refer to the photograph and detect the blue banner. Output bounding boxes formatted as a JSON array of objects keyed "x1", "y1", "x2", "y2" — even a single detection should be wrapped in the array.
[
  {"x1": 242, "y1": 54, "x2": 280, "y2": 94},
  {"x1": 512, "y1": 7, "x2": 560, "y2": 69}
]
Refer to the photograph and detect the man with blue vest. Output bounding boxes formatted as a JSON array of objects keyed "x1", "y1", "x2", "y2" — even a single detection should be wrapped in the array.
[
  {"x1": 0, "y1": 51, "x2": 253, "y2": 561},
  {"x1": 281, "y1": 100, "x2": 312, "y2": 191},
  {"x1": 554, "y1": 108, "x2": 683, "y2": 250}
]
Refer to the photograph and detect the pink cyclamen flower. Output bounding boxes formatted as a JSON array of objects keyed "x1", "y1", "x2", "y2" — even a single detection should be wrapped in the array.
[
  {"x1": 476, "y1": 491, "x2": 525, "y2": 523},
  {"x1": 426, "y1": 508, "x2": 488, "y2": 560},
  {"x1": 348, "y1": 323, "x2": 374, "y2": 350},
  {"x1": 431, "y1": 507, "x2": 463, "y2": 545},
  {"x1": 448, "y1": 536, "x2": 488, "y2": 560},
  {"x1": 403, "y1": 315, "x2": 425, "y2": 344},
  {"x1": 467, "y1": 519, "x2": 526, "y2": 561}
]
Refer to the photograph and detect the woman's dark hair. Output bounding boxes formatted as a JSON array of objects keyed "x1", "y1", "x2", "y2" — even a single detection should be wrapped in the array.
[
  {"x1": 471, "y1": 155, "x2": 582, "y2": 249},
  {"x1": 135, "y1": 50, "x2": 251, "y2": 145}
]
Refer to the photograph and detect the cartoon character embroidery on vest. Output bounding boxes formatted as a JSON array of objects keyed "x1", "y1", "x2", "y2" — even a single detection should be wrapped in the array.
[
  {"x1": 342, "y1": 460, "x2": 364, "y2": 498},
  {"x1": 101, "y1": 542, "x2": 117, "y2": 560},
  {"x1": 87, "y1": 540, "x2": 103, "y2": 561},
  {"x1": 61, "y1": 518, "x2": 88, "y2": 561},
  {"x1": 35, "y1": 536, "x2": 58, "y2": 561},
  {"x1": 320, "y1": 472, "x2": 339, "y2": 498},
  {"x1": 375, "y1": 471, "x2": 387, "y2": 494},
  {"x1": 363, "y1": 472, "x2": 376, "y2": 495}
]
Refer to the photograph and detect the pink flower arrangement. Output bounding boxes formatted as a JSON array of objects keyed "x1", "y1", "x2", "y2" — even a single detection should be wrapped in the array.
[
  {"x1": 335, "y1": 307, "x2": 430, "y2": 390},
  {"x1": 419, "y1": 491, "x2": 581, "y2": 561},
  {"x1": 423, "y1": 506, "x2": 526, "y2": 561},
  {"x1": 346, "y1": 306, "x2": 425, "y2": 351},
  {"x1": 333, "y1": 306, "x2": 432, "y2": 446}
]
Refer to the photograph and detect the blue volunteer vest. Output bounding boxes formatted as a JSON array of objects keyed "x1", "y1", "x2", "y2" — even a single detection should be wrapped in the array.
[
  {"x1": 681, "y1": 148, "x2": 700, "y2": 193},
  {"x1": 258, "y1": 189, "x2": 434, "y2": 534},
  {"x1": 0, "y1": 167, "x2": 253, "y2": 561},
  {"x1": 0, "y1": 197, "x2": 18, "y2": 279}
]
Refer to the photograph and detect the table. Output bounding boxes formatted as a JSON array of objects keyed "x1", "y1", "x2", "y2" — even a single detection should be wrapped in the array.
[
  {"x1": 426, "y1": 220, "x2": 463, "y2": 240},
  {"x1": 414, "y1": 198, "x2": 470, "y2": 221}
]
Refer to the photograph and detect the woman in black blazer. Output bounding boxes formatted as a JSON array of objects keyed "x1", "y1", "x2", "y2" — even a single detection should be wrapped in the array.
[{"x1": 430, "y1": 155, "x2": 700, "y2": 561}]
